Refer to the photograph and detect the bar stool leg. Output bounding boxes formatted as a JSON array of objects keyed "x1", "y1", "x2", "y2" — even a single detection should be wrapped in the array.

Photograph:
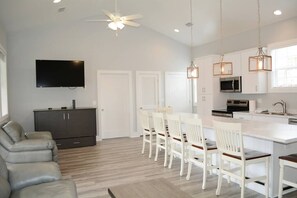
[
  {"x1": 278, "y1": 159, "x2": 284, "y2": 198},
  {"x1": 142, "y1": 135, "x2": 145, "y2": 154},
  {"x1": 265, "y1": 157, "x2": 270, "y2": 198},
  {"x1": 154, "y1": 136, "x2": 159, "y2": 161},
  {"x1": 240, "y1": 165, "x2": 245, "y2": 198},
  {"x1": 149, "y1": 134, "x2": 152, "y2": 158},
  {"x1": 216, "y1": 156, "x2": 223, "y2": 195}
]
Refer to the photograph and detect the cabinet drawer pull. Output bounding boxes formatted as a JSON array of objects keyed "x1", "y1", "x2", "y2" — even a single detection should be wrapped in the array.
[
  {"x1": 63, "y1": 113, "x2": 65, "y2": 120},
  {"x1": 67, "y1": 113, "x2": 70, "y2": 120},
  {"x1": 73, "y1": 141, "x2": 81, "y2": 144},
  {"x1": 56, "y1": 143, "x2": 62, "y2": 146}
]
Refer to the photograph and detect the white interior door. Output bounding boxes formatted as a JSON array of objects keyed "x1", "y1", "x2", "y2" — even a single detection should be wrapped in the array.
[
  {"x1": 165, "y1": 72, "x2": 192, "y2": 113},
  {"x1": 97, "y1": 71, "x2": 133, "y2": 139},
  {"x1": 136, "y1": 71, "x2": 161, "y2": 134}
]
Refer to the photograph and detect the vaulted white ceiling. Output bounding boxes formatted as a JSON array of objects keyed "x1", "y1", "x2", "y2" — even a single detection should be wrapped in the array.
[{"x1": 0, "y1": 0, "x2": 296, "y2": 46}]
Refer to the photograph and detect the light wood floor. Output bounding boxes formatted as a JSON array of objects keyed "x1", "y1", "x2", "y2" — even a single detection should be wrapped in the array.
[{"x1": 58, "y1": 137, "x2": 297, "y2": 198}]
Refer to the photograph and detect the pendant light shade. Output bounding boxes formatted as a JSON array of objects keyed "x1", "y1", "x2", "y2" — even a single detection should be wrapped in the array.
[
  {"x1": 213, "y1": 0, "x2": 233, "y2": 76},
  {"x1": 187, "y1": 61, "x2": 199, "y2": 78},
  {"x1": 249, "y1": 0, "x2": 272, "y2": 72},
  {"x1": 213, "y1": 55, "x2": 233, "y2": 76},
  {"x1": 187, "y1": 0, "x2": 199, "y2": 79},
  {"x1": 249, "y1": 47, "x2": 272, "y2": 71}
]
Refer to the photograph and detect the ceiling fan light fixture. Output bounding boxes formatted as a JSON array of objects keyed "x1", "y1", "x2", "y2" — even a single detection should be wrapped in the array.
[
  {"x1": 108, "y1": 22, "x2": 118, "y2": 30},
  {"x1": 53, "y1": 0, "x2": 61, "y2": 4},
  {"x1": 116, "y1": 21, "x2": 125, "y2": 29}
]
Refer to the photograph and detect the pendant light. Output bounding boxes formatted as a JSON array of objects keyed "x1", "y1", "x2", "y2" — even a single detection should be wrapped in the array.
[
  {"x1": 249, "y1": 0, "x2": 272, "y2": 71},
  {"x1": 213, "y1": 0, "x2": 233, "y2": 76},
  {"x1": 187, "y1": 0, "x2": 199, "y2": 79}
]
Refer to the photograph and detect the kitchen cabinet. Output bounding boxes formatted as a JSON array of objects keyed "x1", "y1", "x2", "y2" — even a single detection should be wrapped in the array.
[
  {"x1": 233, "y1": 112, "x2": 252, "y2": 120},
  {"x1": 34, "y1": 108, "x2": 97, "y2": 149},
  {"x1": 194, "y1": 55, "x2": 228, "y2": 116},
  {"x1": 241, "y1": 48, "x2": 267, "y2": 94}
]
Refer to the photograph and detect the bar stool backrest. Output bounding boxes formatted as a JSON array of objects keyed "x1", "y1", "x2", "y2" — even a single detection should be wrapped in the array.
[
  {"x1": 166, "y1": 114, "x2": 184, "y2": 142},
  {"x1": 213, "y1": 120, "x2": 244, "y2": 160},
  {"x1": 183, "y1": 117, "x2": 206, "y2": 149},
  {"x1": 152, "y1": 112, "x2": 166, "y2": 136}
]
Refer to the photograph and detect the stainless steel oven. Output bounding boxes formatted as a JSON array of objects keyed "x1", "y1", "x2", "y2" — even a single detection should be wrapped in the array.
[
  {"x1": 212, "y1": 99, "x2": 249, "y2": 118},
  {"x1": 220, "y1": 76, "x2": 242, "y2": 93}
]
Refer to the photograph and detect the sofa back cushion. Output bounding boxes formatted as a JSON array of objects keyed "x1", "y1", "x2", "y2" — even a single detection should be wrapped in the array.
[
  {"x1": 2, "y1": 121, "x2": 26, "y2": 143},
  {"x1": 0, "y1": 176, "x2": 11, "y2": 198}
]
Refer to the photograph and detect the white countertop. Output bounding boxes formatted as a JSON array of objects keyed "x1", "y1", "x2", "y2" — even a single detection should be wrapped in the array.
[
  {"x1": 233, "y1": 111, "x2": 297, "y2": 119},
  {"x1": 200, "y1": 116, "x2": 297, "y2": 144}
]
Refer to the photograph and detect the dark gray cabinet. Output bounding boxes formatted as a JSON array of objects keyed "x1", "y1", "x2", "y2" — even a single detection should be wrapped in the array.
[{"x1": 34, "y1": 108, "x2": 97, "y2": 149}]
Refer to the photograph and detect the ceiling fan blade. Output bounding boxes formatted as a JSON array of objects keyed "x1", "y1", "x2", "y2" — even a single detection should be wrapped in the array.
[
  {"x1": 121, "y1": 14, "x2": 143, "y2": 21},
  {"x1": 122, "y1": 20, "x2": 140, "y2": 27},
  {"x1": 86, "y1": 19, "x2": 112, "y2": 22},
  {"x1": 102, "y1": 9, "x2": 115, "y2": 20}
]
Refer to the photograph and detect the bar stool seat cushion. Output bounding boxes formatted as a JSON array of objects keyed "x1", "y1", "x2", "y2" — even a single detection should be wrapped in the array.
[
  {"x1": 279, "y1": 153, "x2": 297, "y2": 163},
  {"x1": 224, "y1": 149, "x2": 271, "y2": 161}
]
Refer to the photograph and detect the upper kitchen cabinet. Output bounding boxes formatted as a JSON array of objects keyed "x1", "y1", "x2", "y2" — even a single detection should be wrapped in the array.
[
  {"x1": 241, "y1": 48, "x2": 267, "y2": 94},
  {"x1": 223, "y1": 52, "x2": 242, "y2": 76},
  {"x1": 195, "y1": 55, "x2": 220, "y2": 95}
]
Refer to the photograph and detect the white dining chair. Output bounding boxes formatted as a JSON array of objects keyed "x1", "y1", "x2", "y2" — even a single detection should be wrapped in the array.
[
  {"x1": 152, "y1": 112, "x2": 170, "y2": 167},
  {"x1": 278, "y1": 153, "x2": 297, "y2": 198},
  {"x1": 213, "y1": 120, "x2": 271, "y2": 198},
  {"x1": 140, "y1": 110, "x2": 155, "y2": 158},
  {"x1": 183, "y1": 117, "x2": 217, "y2": 189},
  {"x1": 167, "y1": 114, "x2": 187, "y2": 176}
]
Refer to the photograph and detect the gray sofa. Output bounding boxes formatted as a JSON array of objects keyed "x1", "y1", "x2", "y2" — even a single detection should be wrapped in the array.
[
  {"x1": 0, "y1": 155, "x2": 77, "y2": 198},
  {"x1": 0, "y1": 121, "x2": 58, "y2": 163}
]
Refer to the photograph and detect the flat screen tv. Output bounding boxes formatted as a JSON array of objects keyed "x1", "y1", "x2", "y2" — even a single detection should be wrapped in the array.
[{"x1": 36, "y1": 60, "x2": 85, "y2": 87}]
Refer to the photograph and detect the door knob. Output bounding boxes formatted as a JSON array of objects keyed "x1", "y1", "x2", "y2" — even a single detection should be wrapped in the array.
[
  {"x1": 101, "y1": 109, "x2": 104, "y2": 111},
  {"x1": 140, "y1": 107, "x2": 143, "y2": 109}
]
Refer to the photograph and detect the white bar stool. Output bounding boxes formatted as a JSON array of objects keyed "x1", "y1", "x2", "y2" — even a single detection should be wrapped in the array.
[
  {"x1": 278, "y1": 153, "x2": 297, "y2": 198},
  {"x1": 140, "y1": 110, "x2": 155, "y2": 158},
  {"x1": 152, "y1": 112, "x2": 170, "y2": 167},
  {"x1": 213, "y1": 120, "x2": 271, "y2": 198},
  {"x1": 183, "y1": 117, "x2": 217, "y2": 189},
  {"x1": 167, "y1": 114, "x2": 187, "y2": 176}
]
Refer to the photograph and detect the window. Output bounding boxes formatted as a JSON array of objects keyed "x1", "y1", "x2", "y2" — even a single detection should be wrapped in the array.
[
  {"x1": 269, "y1": 39, "x2": 297, "y2": 92},
  {"x1": 0, "y1": 45, "x2": 8, "y2": 120}
]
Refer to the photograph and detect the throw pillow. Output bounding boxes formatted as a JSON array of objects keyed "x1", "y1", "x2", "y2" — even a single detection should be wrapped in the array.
[{"x1": 2, "y1": 121, "x2": 26, "y2": 143}]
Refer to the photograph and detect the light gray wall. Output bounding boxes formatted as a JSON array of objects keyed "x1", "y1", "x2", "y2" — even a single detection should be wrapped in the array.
[
  {"x1": 193, "y1": 17, "x2": 297, "y2": 110},
  {"x1": 0, "y1": 20, "x2": 7, "y2": 50},
  {"x1": 8, "y1": 21, "x2": 190, "y2": 131}
]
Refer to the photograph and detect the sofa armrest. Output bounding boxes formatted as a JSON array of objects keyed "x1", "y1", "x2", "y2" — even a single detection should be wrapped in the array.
[
  {"x1": 10, "y1": 139, "x2": 55, "y2": 152},
  {"x1": 7, "y1": 162, "x2": 62, "y2": 191},
  {"x1": 25, "y1": 131, "x2": 53, "y2": 140}
]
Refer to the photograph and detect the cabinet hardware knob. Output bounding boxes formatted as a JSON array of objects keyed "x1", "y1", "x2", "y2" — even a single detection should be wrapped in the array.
[{"x1": 101, "y1": 109, "x2": 104, "y2": 111}]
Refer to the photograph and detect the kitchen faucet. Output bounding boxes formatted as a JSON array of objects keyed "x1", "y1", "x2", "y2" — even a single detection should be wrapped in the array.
[{"x1": 273, "y1": 100, "x2": 287, "y2": 115}]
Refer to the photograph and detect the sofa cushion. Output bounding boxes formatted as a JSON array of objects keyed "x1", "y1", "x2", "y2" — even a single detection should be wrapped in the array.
[
  {"x1": 0, "y1": 176, "x2": 11, "y2": 198},
  {"x1": 10, "y1": 180, "x2": 77, "y2": 198},
  {"x1": 7, "y1": 162, "x2": 61, "y2": 191},
  {"x1": 2, "y1": 121, "x2": 26, "y2": 143}
]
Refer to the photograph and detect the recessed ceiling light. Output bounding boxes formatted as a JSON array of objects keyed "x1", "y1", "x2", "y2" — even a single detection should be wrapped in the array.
[
  {"x1": 274, "y1": 10, "x2": 282, "y2": 16},
  {"x1": 174, "y1": 29, "x2": 180, "y2": 33},
  {"x1": 53, "y1": 0, "x2": 61, "y2": 3}
]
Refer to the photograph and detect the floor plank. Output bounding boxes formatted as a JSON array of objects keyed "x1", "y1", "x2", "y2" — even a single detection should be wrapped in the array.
[{"x1": 58, "y1": 137, "x2": 297, "y2": 198}]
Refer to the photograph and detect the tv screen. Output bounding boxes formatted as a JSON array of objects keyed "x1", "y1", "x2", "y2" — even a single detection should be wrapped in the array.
[{"x1": 36, "y1": 60, "x2": 85, "y2": 87}]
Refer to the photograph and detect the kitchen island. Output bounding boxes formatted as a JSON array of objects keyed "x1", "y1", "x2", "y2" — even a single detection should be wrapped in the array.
[{"x1": 198, "y1": 115, "x2": 297, "y2": 197}]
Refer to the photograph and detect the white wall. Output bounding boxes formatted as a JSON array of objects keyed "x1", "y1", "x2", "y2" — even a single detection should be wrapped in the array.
[
  {"x1": 7, "y1": 21, "x2": 190, "y2": 131},
  {"x1": 0, "y1": 20, "x2": 7, "y2": 50},
  {"x1": 193, "y1": 17, "x2": 297, "y2": 110}
]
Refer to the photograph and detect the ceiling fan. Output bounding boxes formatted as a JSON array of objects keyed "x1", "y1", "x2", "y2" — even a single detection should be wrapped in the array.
[{"x1": 87, "y1": 0, "x2": 142, "y2": 31}]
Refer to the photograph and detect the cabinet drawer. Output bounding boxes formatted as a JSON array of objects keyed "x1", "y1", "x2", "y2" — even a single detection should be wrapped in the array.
[{"x1": 55, "y1": 136, "x2": 96, "y2": 149}]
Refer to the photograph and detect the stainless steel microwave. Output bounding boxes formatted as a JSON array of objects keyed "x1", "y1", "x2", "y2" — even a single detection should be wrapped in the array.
[{"x1": 220, "y1": 76, "x2": 242, "y2": 93}]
